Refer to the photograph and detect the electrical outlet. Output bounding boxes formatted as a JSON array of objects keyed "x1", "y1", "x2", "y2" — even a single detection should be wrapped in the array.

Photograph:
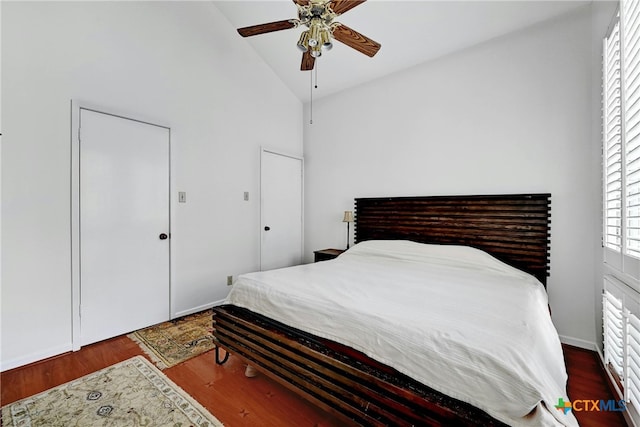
[
  {"x1": 244, "y1": 191, "x2": 249, "y2": 201},
  {"x1": 227, "y1": 275, "x2": 233, "y2": 286}
]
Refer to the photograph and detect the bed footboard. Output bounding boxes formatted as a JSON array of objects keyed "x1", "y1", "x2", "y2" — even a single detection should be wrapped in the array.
[{"x1": 212, "y1": 305, "x2": 507, "y2": 427}]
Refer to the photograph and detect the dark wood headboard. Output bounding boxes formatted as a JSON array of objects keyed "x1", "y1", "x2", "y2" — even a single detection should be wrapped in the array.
[{"x1": 354, "y1": 194, "x2": 551, "y2": 285}]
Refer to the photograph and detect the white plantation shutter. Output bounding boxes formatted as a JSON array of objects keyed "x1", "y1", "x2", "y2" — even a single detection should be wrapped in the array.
[
  {"x1": 604, "y1": 276, "x2": 640, "y2": 421},
  {"x1": 604, "y1": 3, "x2": 640, "y2": 266},
  {"x1": 624, "y1": 0, "x2": 640, "y2": 257},
  {"x1": 604, "y1": 289, "x2": 625, "y2": 379},
  {"x1": 605, "y1": 19, "x2": 623, "y2": 251},
  {"x1": 603, "y1": 6, "x2": 640, "y2": 424},
  {"x1": 628, "y1": 312, "x2": 640, "y2": 404}
]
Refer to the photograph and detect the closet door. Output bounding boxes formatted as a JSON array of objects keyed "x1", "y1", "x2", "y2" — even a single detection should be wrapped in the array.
[
  {"x1": 79, "y1": 108, "x2": 170, "y2": 345},
  {"x1": 260, "y1": 149, "x2": 303, "y2": 271}
]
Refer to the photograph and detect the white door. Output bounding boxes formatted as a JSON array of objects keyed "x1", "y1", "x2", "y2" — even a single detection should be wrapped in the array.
[
  {"x1": 80, "y1": 108, "x2": 170, "y2": 345},
  {"x1": 261, "y1": 149, "x2": 303, "y2": 271}
]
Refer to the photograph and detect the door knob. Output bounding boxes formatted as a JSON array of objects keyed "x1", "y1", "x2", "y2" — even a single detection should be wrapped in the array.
[
  {"x1": 159, "y1": 233, "x2": 168, "y2": 240},
  {"x1": 264, "y1": 226, "x2": 271, "y2": 231}
]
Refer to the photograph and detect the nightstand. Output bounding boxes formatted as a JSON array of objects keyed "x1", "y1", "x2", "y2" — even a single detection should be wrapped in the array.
[{"x1": 313, "y1": 248, "x2": 345, "y2": 262}]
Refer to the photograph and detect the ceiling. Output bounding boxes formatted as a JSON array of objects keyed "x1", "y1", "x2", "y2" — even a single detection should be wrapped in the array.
[{"x1": 212, "y1": 0, "x2": 590, "y2": 103}]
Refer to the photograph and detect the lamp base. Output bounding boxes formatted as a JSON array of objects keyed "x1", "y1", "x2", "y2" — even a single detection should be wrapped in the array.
[{"x1": 346, "y1": 222, "x2": 350, "y2": 249}]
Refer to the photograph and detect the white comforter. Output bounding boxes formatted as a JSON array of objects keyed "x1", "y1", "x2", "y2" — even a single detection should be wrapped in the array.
[{"x1": 225, "y1": 240, "x2": 578, "y2": 426}]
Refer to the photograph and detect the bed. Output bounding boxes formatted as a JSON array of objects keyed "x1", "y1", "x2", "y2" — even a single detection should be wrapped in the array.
[{"x1": 212, "y1": 194, "x2": 577, "y2": 426}]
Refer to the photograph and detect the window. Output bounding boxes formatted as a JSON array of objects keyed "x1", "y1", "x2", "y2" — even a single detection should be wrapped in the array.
[
  {"x1": 623, "y1": 0, "x2": 640, "y2": 258},
  {"x1": 604, "y1": 2, "x2": 640, "y2": 280},
  {"x1": 604, "y1": 276, "x2": 640, "y2": 421},
  {"x1": 603, "y1": 4, "x2": 640, "y2": 425},
  {"x1": 604, "y1": 17, "x2": 622, "y2": 252}
]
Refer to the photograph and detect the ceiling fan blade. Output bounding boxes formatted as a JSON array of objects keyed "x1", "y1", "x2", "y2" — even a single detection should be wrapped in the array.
[
  {"x1": 237, "y1": 20, "x2": 297, "y2": 37},
  {"x1": 292, "y1": 0, "x2": 310, "y2": 5},
  {"x1": 332, "y1": 24, "x2": 381, "y2": 57},
  {"x1": 329, "y1": 0, "x2": 366, "y2": 15},
  {"x1": 301, "y1": 50, "x2": 316, "y2": 71}
]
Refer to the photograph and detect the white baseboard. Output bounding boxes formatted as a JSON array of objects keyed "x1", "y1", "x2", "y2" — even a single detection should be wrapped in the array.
[
  {"x1": 1, "y1": 343, "x2": 73, "y2": 373},
  {"x1": 559, "y1": 335, "x2": 597, "y2": 351},
  {"x1": 172, "y1": 299, "x2": 226, "y2": 319},
  {"x1": 2, "y1": 300, "x2": 228, "y2": 372}
]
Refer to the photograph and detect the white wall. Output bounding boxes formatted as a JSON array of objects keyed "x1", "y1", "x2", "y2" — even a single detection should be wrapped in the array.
[
  {"x1": 1, "y1": 1, "x2": 302, "y2": 370},
  {"x1": 304, "y1": 5, "x2": 604, "y2": 348}
]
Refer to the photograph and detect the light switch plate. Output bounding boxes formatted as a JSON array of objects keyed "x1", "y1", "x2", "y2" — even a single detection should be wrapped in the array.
[{"x1": 178, "y1": 192, "x2": 186, "y2": 203}]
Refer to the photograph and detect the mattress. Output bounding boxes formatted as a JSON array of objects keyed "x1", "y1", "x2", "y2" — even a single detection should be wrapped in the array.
[{"x1": 225, "y1": 240, "x2": 578, "y2": 426}]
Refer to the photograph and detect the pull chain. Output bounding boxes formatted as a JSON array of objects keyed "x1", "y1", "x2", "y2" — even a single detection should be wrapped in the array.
[
  {"x1": 309, "y1": 68, "x2": 313, "y2": 125},
  {"x1": 309, "y1": 62, "x2": 318, "y2": 125}
]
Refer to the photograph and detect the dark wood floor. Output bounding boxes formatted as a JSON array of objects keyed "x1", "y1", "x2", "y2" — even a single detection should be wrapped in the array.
[
  {"x1": 563, "y1": 344, "x2": 628, "y2": 427},
  {"x1": 0, "y1": 337, "x2": 630, "y2": 426}
]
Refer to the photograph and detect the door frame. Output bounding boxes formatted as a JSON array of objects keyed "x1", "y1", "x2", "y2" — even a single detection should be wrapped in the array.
[
  {"x1": 260, "y1": 147, "x2": 304, "y2": 271},
  {"x1": 70, "y1": 100, "x2": 173, "y2": 350}
]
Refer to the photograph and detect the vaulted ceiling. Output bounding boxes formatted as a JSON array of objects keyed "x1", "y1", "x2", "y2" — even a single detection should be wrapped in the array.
[{"x1": 213, "y1": 1, "x2": 590, "y2": 103}]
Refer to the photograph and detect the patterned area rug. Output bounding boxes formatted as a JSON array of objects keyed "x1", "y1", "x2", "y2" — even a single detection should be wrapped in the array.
[
  {"x1": 1, "y1": 356, "x2": 223, "y2": 426},
  {"x1": 128, "y1": 309, "x2": 215, "y2": 369}
]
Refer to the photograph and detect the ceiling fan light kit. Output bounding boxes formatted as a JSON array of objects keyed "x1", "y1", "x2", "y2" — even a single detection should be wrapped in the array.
[
  {"x1": 297, "y1": 19, "x2": 332, "y2": 58},
  {"x1": 236, "y1": 0, "x2": 380, "y2": 71}
]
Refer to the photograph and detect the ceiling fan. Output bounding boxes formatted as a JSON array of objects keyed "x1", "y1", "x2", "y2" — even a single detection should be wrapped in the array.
[{"x1": 236, "y1": 0, "x2": 381, "y2": 71}]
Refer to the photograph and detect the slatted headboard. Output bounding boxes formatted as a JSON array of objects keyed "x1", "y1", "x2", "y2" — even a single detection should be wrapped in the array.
[{"x1": 354, "y1": 194, "x2": 551, "y2": 286}]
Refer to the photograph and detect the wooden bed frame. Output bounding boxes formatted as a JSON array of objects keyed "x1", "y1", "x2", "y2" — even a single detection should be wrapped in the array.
[{"x1": 212, "y1": 193, "x2": 551, "y2": 426}]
